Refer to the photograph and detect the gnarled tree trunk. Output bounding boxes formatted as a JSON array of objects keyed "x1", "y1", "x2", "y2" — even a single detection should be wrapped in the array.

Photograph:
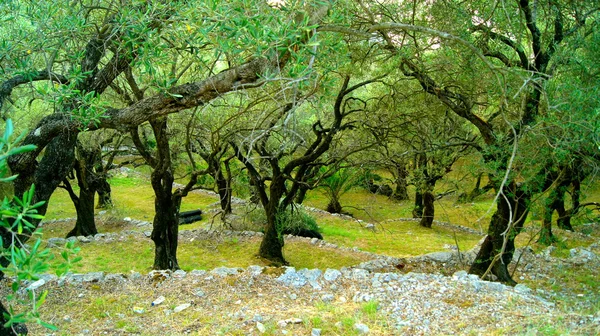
[
  {"x1": 469, "y1": 183, "x2": 530, "y2": 285},
  {"x1": 149, "y1": 118, "x2": 180, "y2": 270},
  {"x1": 412, "y1": 190, "x2": 424, "y2": 218},
  {"x1": 392, "y1": 163, "x2": 409, "y2": 201},
  {"x1": 419, "y1": 190, "x2": 435, "y2": 228},
  {"x1": 258, "y1": 176, "x2": 286, "y2": 265}
]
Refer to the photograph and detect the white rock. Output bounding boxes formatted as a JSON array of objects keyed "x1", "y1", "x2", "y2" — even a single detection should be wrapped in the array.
[
  {"x1": 256, "y1": 321, "x2": 266, "y2": 333},
  {"x1": 354, "y1": 323, "x2": 369, "y2": 334}
]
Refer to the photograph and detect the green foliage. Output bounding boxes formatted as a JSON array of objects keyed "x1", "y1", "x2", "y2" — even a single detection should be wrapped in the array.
[
  {"x1": 0, "y1": 120, "x2": 79, "y2": 331},
  {"x1": 275, "y1": 206, "x2": 320, "y2": 234},
  {"x1": 244, "y1": 205, "x2": 320, "y2": 234}
]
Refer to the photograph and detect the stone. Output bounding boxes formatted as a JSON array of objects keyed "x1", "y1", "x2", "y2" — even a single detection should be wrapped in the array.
[
  {"x1": 129, "y1": 271, "x2": 142, "y2": 280},
  {"x1": 452, "y1": 270, "x2": 468, "y2": 280},
  {"x1": 365, "y1": 224, "x2": 375, "y2": 231},
  {"x1": 285, "y1": 318, "x2": 302, "y2": 324},
  {"x1": 299, "y1": 268, "x2": 322, "y2": 289},
  {"x1": 252, "y1": 314, "x2": 263, "y2": 322},
  {"x1": 149, "y1": 270, "x2": 171, "y2": 281},
  {"x1": 190, "y1": 270, "x2": 207, "y2": 277},
  {"x1": 26, "y1": 279, "x2": 46, "y2": 291},
  {"x1": 323, "y1": 269, "x2": 341, "y2": 282},
  {"x1": 423, "y1": 251, "x2": 454, "y2": 263},
  {"x1": 83, "y1": 272, "x2": 104, "y2": 283},
  {"x1": 105, "y1": 273, "x2": 127, "y2": 283},
  {"x1": 256, "y1": 322, "x2": 266, "y2": 333},
  {"x1": 514, "y1": 284, "x2": 532, "y2": 294},
  {"x1": 193, "y1": 289, "x2": 206, "y2": 297},
  {"x1": 277, "y1": 267, "x2": 307, "y2": 287},
  {"x1": 311, "y1": 328, "x2": 322, "y2": 336},
  {"x1": 354, "y1": 323, "x2": 370, "y2": 334},
  {"x1": 277, "y1": 320, "x2": 288, "y2": 328},
  {"x1": 351, "y1": 268, "x2": 370, "y2": 281},
  {"x1": 77, "y1": 236, "x2": 91, "y2": 243},
  {"x1": 321, "y1": 294, "x2": 334, "y2": 303},
  {"x1": 144, "y1": 231, "x2": 152, "y2": 237},
  {"x1": 247, "y1": 265, "x2": 264, "y2": 277},
  {"x1": 65, "y1": 273, "x2": 84, "y2": 284},
  {"x1": 210, "y1": 267, "x2": 242, "y2": 277},
  {"x1": 124, "y1": 217, "x2": 132, "y2": 221},
  {"x1": 483, "y1": 281, "x2": 506, "y2": 292},
  {"x1": 173, "y1": 270, "x2": 187, "y2": 279},
  {"x1": 47, "y1": 237, "x2": 67, "y2": 248}
]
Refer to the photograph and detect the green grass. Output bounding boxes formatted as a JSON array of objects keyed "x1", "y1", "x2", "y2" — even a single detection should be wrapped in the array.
[
  {"x1": 315, "y1": 214, "x2": 481, "y2": 257},
  {"x1": 45, "y1": 175, "x2": 219, "y2": 221},
  {"x1": 59, "y1": 238, "x2": 370, "y2": 274}
]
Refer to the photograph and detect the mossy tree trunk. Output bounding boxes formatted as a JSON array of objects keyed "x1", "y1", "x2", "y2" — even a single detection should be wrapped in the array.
[{"x1": 392, "y1": 162, "x2": 409, "y2": 201}]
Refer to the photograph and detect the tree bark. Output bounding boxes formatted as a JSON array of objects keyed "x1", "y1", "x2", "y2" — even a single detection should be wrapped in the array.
[
  {"x1": 258, "y1": 177, "x2": 286, "y2": 265},
  {"x1": 96, "y1": 179, "x2": 113, "y2": 209},
  {"x1": 295, "y1": 186, "x2": 308, "y2": 204},
  {"x1": 67, "y1": 186, "x2": 97, "y2": 238},
  {"x1": 326, "y1": 198, "x2": 343, "y2": 214},
  {"x1": 419, "y1": 190, "x2": 435, "y2": 228},
  {"x1": 469, "y1": 183, "x2": 530, "y2": 285},
  {"x1": 215, "y1": 164, "x2": 232, "y2": 214},
  {"x1": 391, "y1": 163, "x2": 409, "y2": 201},
  {"x1": 412, "y1": 190, "x2": 424, "y2": 218},
  {"x1": 558, "y1": 179, "x2": 579, "y2": 231},
  {"x1": 66, "y1": 142, "x2": 102, "y2": 238},
  {"x1": 149, "y1": 118, "x2": 180, "y2": 270}
]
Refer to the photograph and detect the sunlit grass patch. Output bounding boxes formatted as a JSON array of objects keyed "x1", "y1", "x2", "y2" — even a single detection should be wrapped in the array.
[
  {"x1": 315, "y1": 214, "x2": 482, "y2": 257},
  {"x1": 61, "y1": 237, "x2": 369, "y2": 274}
]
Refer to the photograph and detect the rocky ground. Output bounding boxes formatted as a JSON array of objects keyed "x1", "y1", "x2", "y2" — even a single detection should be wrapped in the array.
[{"x1": 4, "y1": 221, "x2": 598, "y2": 336}]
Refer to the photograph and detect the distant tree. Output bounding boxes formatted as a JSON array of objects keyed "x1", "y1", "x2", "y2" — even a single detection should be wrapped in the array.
[
  {"x1": 338, "y1": 0, "x2": 600, "y2": 283},
  {"x1": 233, "y1": 75, "x2": 383, "y2": 264}
]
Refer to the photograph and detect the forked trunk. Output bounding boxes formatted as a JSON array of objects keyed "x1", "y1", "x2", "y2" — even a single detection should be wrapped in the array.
[{"x1": 469, "y1": 184, "x2": 530, "y2": 285}]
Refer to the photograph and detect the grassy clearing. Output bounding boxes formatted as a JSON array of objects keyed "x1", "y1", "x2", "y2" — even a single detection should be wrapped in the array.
[
  {"x1": 44, "y1": 175, "x2": 219, "y2": 221},
  {"x1": 303, "y1": 187, "x2": 495, "y2": 231},
  {"x1": 315, "y1": 214, "x2": 481, "y2": 257},
  {"x1": 57, "y1": 237, "x2": 370, "y2": 274}
]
